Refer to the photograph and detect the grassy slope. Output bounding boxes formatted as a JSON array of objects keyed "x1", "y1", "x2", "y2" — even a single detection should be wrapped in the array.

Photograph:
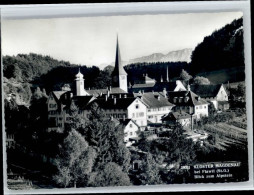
[{"x1": 196, "y1": 66, "x2": 245, "y2": 84}]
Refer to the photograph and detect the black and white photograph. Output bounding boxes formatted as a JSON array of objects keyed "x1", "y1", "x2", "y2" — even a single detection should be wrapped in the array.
[{"x1": 1, "y1": 1, "x2": 253, "y2": 193}]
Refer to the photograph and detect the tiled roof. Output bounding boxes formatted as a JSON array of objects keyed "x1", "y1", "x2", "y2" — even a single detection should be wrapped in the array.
[
  {"x1": 162, "y1": 111, "x2": 191, "y2": 121},
  {"x1": 190, "y1": 84, "x2": 222, "y2": 98},
  {"x1": 168, "y1": 91, "x2": 208, "y2": 106},
  {"x1": 87, "y1": 87, "x2": 127, "y2": 97},
  {"x1": 133, "y1": 92, "x2": 174, "y2": 108},
  {"x1": 93, "y1": 97, "x2": 139, "y2": 110}
]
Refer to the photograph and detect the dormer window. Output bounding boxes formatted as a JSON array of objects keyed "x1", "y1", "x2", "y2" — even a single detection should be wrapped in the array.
[{"x1": 184, "y1": 97, "x2": 189, "y2": 103}]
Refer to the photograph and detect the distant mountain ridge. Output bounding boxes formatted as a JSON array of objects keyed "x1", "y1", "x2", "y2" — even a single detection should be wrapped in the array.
[{"x1": 128, "y1": 48, "x2": 193, "y2": 64}]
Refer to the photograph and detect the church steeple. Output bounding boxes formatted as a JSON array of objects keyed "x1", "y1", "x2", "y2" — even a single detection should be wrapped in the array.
[
  {"x1": 112, "y1": 35, "x2": 128, "y2": 92},
  {"x1": 75, "y1": 67, "x2": 89, "y2": 96}
]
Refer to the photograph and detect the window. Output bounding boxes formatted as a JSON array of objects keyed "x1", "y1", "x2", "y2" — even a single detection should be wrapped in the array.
[
  {"x1": 130, "y1": 132, "x2": 133, "y2": 136},
  {"x1": 196, "y1": 106, "x2": 198, "y2": 109},
  {"x1": 148, "y1": 116, "x2": 153, "y2": 119},
  {"x1": 148, "y1": 109, "x2": 151, "y2": 112},
  {"x1": 204, "y1": 106, "x2": 206, "y2": 109},
  {"x1": 139, "y1": 112, "x2": 144, "y2": 117},
  {"x1": 130, "y1": 124, "x2": 133, "y2": 128},
  {"x1": 136, "y1": 104, "x2": 139, "y2": 109},
  {"x1": 132, "y1": 113, "x2": 135, "y2": 118}
]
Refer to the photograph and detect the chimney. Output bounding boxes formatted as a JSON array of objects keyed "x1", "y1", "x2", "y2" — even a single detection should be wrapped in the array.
[
  {"x1": 105, "y1": 95, "x2": 108, "y2": 101},
  {"x1": 109, "y1": 86, "x2": 112, "y2": 92},
  {"x1": 187, "y1": 84, "x2": 191, "y2": 91},
  {"x1": 142, "y1": 90, "x2": 144, "y2": 94},
  {"x1": 124, "y1": 94, "x2": 127, "y2": 98},
  {"x1": 114, "y1": 97, "x2": 116, "y2": 105},
  {"x1": 119, "y1": 94, "x2": 121, "y2": 98},
  {"x1": 123, "y1": 115, "x2": 126, "y2": 121},
  {"x1": 152, "y1": 90, "x2": 154, "y2": 94},
  {"x1": 70, "y1": 92, "x2": 73, "y2": 98},
  {"x1": 107, "y1": 90, "x2": 110, "y2": 97}
]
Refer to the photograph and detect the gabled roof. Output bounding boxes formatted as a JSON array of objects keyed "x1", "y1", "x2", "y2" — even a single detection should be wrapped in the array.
[
  {"x1": 52, "y1": 91, "x2": 67, "y2": 101},
  {"x1": 168, "y1": 90, "x2": 208, "y2": 106},
  {"x1": 162, "y1": 111, "x2": 191, "y2": 121},
  {"x1": 133, "y1": 92, "x2": 174, "y2": 108},
  {"x1": 190, "y1": 84, "x2": 223, "y2": 98},
  {"x1": 71, "y1": 96, "x2": 95, "y2": 110},
  {"x1": 118, "y1": 118, "x2": 139, "y2": 128}
]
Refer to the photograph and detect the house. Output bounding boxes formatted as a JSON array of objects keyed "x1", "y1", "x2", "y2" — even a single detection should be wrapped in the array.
[
  {"x1": 118, "y1": 119, "x2": 140, "y2": 146},
  {"x1": 167, "y1": 89, "x2": 209, "y2": 120},
  {"x1": 190, "y1": 84, "x2": 229, "y2": 111},
  {"x1": 133, "y1": 91, "x2": 175, "y2": 123},
  {"x1": 161, "y1": 111, "x2": 191, "y2": 127},
  {"x1": 94, "y1": 96, "x2": 148, "y2": 130}
]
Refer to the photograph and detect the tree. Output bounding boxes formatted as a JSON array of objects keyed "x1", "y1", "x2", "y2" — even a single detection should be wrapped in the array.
[
  {"x1": 193, "y1": 76, "x2": 211, "y2": 85},
  {"x1": 137, "y1": 153, "x2": 163, "y2": 185},
  {"x1": 53, "y1": 129, "x2": 97, "y2": 187},
  {"x1": 88, "y1": 162, "x2": 131, "y2": 187},
  {"x1": 84, "y1": 102, "x2": 131, "y2": 172},
  {"x1": 237, "y1": 83, "x2": 245, "y2": 97},
  {"x1": 179, "y1": 69, "x2": 192, "y2": 81}
]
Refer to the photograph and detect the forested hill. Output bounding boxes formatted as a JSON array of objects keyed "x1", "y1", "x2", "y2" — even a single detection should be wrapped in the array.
[
  {"x1": 190, "y1": 17, "x2": 244, "y2": 76},
  {"x1": 3, "y1": 53, "x2": 73, "y2": 82},
  {"x1": 3, "y1": 53, "x2": 112, "y2": 105}
]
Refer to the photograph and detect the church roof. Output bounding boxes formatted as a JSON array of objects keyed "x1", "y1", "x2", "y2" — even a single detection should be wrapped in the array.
[
  {"x1": 112, "y1": 36, "x2": 127, "y2": 76},
  {"x1": 190, "y1": 84, "x2": 222, "y2": 98}
]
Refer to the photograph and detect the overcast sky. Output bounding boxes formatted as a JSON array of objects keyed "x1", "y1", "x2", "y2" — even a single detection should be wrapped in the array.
[{"x1": 2, "y1": 12, "x2": 242, "y2": 69}]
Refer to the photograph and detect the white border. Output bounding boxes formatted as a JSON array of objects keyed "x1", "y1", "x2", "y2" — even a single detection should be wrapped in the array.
[{"x1": 1, "y1": 1, "x2": 253, "y2": 194}]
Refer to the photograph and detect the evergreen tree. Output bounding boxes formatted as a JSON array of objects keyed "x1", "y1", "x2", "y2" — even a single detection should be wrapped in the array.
[
  {"x1": 53, "y1": 129, "x2": 97, "y2": 188},
  {"x1": 88, "y1": 162, "x2": 131, "y2": 187}
]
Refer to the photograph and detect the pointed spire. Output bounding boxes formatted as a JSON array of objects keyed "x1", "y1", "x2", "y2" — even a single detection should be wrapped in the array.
[{"x1": 114, "y1": 34, "x2": 127, "y2": 75}]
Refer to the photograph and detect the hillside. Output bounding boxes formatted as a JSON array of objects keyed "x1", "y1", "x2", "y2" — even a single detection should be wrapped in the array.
[
  {"x1": 3, "y1": 53, "x2": 72, "y2": 82},
  {"x1": 197, "y1": 66, "x2": 245, "y2": 84},
  {"x1": 191, "y1": 17, "x2": 244, "y2": 79},
  {"x1": 128, "y1": 48, "x2": 193, "y2": 64}
]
